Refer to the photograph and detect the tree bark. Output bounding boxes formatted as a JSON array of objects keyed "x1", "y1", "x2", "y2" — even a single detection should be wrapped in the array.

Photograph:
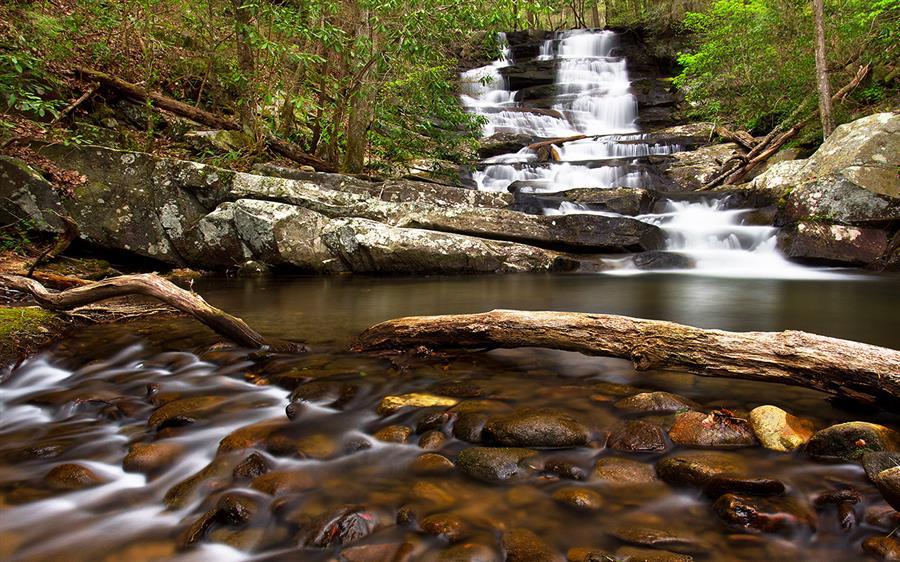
[
  {"x1": 230, "y1": 0, "x2": 257, "y2": 133},
  {"x1": 353, "y1": 309, "x2": 900, "y2": 405},
  {"x1": 343, "y1": 88, "x2": 374, "y2": 173},
  {"x1": 0, "y1": 274, "x2": 302, "y2": 352},
  {"x1": 812, "y1": 0, "x2": 834, "y2": 138}
]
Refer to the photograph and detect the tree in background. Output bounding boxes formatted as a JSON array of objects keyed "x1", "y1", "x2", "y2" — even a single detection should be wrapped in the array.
[
  {"x1": 811, "y1": 0, "x2": 833, "y2": 137},
  {"x1": 675, "y1": 0, "x2": 898, "y2": 137}
]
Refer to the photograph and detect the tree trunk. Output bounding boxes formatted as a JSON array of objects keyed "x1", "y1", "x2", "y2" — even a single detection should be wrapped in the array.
[
  {"x1": 1, "y1": 274, "x2": 302, "y2": 352},
  {"x1": 342, "y1": 88, "x2": 374, "y2": 173},
  {"x1": 591, "y1": 1, "x2": 601, "y2": 27},
  {"x1": 230, "y1": 0, "x2": 257, "y2": 133},
  {"x1": 353, "y1": 309, "x2": 900, "y2": 405},
  {"x1": 812, "y1": 0, "x2": 834, "y2": 137}
]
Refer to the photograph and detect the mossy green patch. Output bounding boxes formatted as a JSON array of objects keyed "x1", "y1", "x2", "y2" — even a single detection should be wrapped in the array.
[{"x1": 0, "y1": 306, "x2": 62, "y2": 364}]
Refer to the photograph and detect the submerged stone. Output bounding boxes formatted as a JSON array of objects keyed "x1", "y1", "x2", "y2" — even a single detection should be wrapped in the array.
[
  {"x1": 713, "y1": 494, "x2": 815, "y2": 534},
  {"x1": 606, "y1": 420, "x2": 669, "y2": 453},
  {"x1": 614, "y1": 392, "x2": 699, "y2": 415},
  {"x1": 376, "y1": 393, "x2": 459, "y2": 415},
  {"x1": 456, "y1": 447, "x2": 538, "y2": 483},
  {"x1": 806, "y1": 422, "x2": 900, "y2": 461},
  {"x1": 502, "y1": 528, "x2": 563, "y2": 562},
  {"x1": 668, "y1": 410, "x2": 757, "y2": 448},
  {"x1": 552, "y1": 487, "x2": 604, "y2": 511},
  {"x1": 482, "y1": 408, "x2": 590, "y2": 448},
  {"x1": 591, "y1": 457, "x2": 658, "y2": 484},
  {"x1": 655, "y1": 452, "x2": 744, "y2": 488}
]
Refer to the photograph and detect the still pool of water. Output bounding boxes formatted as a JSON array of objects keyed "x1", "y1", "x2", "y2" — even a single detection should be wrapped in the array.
[{"x1": 1, "y1": 272, "x2": 898, "y2": 562}]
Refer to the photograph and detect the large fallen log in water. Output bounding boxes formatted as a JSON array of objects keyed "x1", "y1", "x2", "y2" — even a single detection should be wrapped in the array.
[
  {"x1": 354, "y1": 309, "x2": 900, "y2": 405},
  {"x1": 0, "y1": 273, "x2": 301, "y2": 352}
]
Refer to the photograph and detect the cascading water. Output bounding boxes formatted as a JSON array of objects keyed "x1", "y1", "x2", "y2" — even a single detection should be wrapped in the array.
[
  {"x1": 462, "y1": 29, "x2": 843, "y2": 279},
  {"x1": 627, "y1": 199, "x2": 838, "y2": 279},
  {"x1": 462, "y1": 30, "x2": 678, "y2": 193}
]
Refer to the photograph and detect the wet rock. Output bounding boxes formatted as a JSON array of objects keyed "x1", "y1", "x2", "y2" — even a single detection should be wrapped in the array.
[
  {"x1": 613, "y1": 546, "x2": 694, "y2": 562},
  {"x1": 748, "y1": 405, "x2": 815, "y2": 452},
  {"x1": 614, "y1": 392, "x2": 699, "y2": 415},
  {"x1": 502, "y1": 528, "x2": 563, "y2": 562},
  {"x1": 250, "y1": 469, "x2": 316, "y2": 496},
  {"x1": 592, "y1": 381, "x2": 645, "y2": 398},
  {"x1": 419, "y1": 430, "x2": 447, "y2": 449},
  {"x1": 862, "y1": 536, "x2": 900, "y2": 561},
  {"x1": 806, "y1": 422, "x2": 900, "y2": 461},
  {"x1": 430, "y1": 380, "x2": 491, "y2": 398},
  {"x1": 178, "y1": 508, "x2": 218, "y2": 548},
  {"x1": 543, "y1": 458, "x2": 587, "y2": 481},
  {"x1": 270, "y1": 432, "x2": 339, "y2": 459},
  {"x1": 44, "y1": 463, "x2": 104, "y2": 490},
  {"x1": 340, "y1": 542, "x2": 414, "y2": 562},
  {"x1": 411, "y1": 481, "x2": 459, "y2": 510},
  {"x1": 864, "y1": 452, "x2": 900, "y2": 481},
  {"x1": 122, "y1": 441, "x2": 183, "y2": 475},
  {"x1": 147, "y1": 395, "x2": 228, "y2": 430},
  {"x1": 290, "y1": 381, "x2": 358, "y2": 409},
  {"x1": 668, "y1": 410, "x2": 758, "y2": 448},
  {"x1": 376, "y1": 393, "x2": 459, "y2": 415},
  {"x1": 233, "y1": 452, "x2": 271, "y2": 480},
  {"x1": 373, "y1": 424, "x2": 413, "y2": 444},
  {"x1": 453, "y1": 412, "x2": 491, "y2": 443},
  {"x1": 301, "y1": 505, "x2": 378, "y2": 548},
  {"x1": 217, "y1": 491, "x2": 259, "y2": 525},
  {"x1": 813, "y1": 488, "x2": 862, "y2": 529},
  {"x1": 872, "y1": 466, "x2": 900, "y2": 511},
  {"x1": 592, "y1": 457, "x2": 658, "y2": 484},
  {"x1": 663, "y1": 142, "x2": 740, "y2": 191},
  {"x1": 865, "y1": 504, "x2": 900, "y2": 531},
  {"x1": 552, "y1": 486, "x2": 604, "y2": 511},
  {"x1": 436, "y1": 542, "x2": 500, "y2": 561},
  {"x1": 482, "y1": 409, "x2": 590, "y2": 448},
  {"x1": 411, "y1": 453, "x2": 456, "y2": 475},
  {"x1": 713, "y1": 494, "x2": 815, "y2": 534},
  {"x1": 421, "y1": 513, "x2": 469, "y2": 542},
  {"x1": 633, "y1": 251, "x2": 695, "y2": 271},
  {"x1": 777, "y1": 222, "x2": 889, "y2": 266},
  {"x1": 608, "y1": 527, "x2": 709, "y2": 555},
  {"x1": 456, "y1": 447, "x2": 538, "y2": 483},
  {"x1": 702, "y1": 475, "x2": 786, "y2": 499},
  {"x1": 417, "y1": 411, "x2": 454, "y2": 433},
  {"x1": 164, "y1": 457, "x2": 232, "y2": 508},
  {"x1": 655, "y1": 452, "x2": 744, "y2": 488},
  {"x1": 218, "y1": 419, "x2": 286, "y2": 453},
  {"x1": 606, "y1": 420, "x2": 669, "y2": 453}
]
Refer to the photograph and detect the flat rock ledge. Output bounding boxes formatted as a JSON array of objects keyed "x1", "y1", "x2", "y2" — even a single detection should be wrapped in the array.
[{"x1": 0, "y1": 145, "x2": 669, "y2": 274}]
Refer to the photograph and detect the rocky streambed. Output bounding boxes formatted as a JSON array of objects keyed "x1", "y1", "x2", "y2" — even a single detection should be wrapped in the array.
[{"x1": 1, "y1": 275, "x2": 899, "y2": 562}]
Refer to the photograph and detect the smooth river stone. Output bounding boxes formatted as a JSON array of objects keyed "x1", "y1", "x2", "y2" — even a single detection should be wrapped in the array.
[
  {"x1": 668, "y1": 410, "x2": 758, "y2": 448},
  {"x1": 614, "y1": 391, "x2": 700, "y2": 415},
  {"x1": 482, "y1": 409, "x2": 591, "y2": 448},
  {"x1": 502, "y1": 528, "x2": 564, "y2": 562},
  {"x1": 748, "y1": 405, "x2": 815, "y2": 452},
  {"x1": 655, "y1": 452, "x2": 744, "y2": 488},
  {"x1": 376, "y1": 393, "x2": 459, "y2": 415},
  {"x1": 806, "y1": 421, "x2": 900, "y2": 461},
  {"x1": 591, "y1": 457, "x2": 658, "y2": 484},
  {"x1": 456, "y1": 447, "x2": 538, "y2": 483},
  {"x1": 606, "y1": 420, "x2": 669, "y2": 453}
]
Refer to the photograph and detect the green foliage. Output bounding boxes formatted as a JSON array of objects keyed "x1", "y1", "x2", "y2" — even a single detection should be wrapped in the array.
[
  {"x1": 675, "y1": 0, "x2": 899, "y2": 132},
  {"x1": 0, "y1": 219, "x2": 36, "y2": 254},
  {"x1": 0, "y1": 42, "x2": 64, "y2": 120}
]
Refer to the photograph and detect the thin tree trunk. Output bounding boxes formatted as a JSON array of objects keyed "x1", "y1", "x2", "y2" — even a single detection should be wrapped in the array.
[
  {"x1": 343, "y1": 89, "x2": 374, "y2": 173},
  {"x1": 812, "y1": 0, "x2": 834, "y2": 137},
  {"x1": 1, "y1": 274, "x2": 302, "y2": 352},
  {"x1": 230, "y1": 0, "x2": 257, "y2": 133},
  {"x1": 354, "y1": 309, "x2": 900, "y2": 406},
  {"x1": 591, "y1": 1, "x2": 601, "y2": 27}
]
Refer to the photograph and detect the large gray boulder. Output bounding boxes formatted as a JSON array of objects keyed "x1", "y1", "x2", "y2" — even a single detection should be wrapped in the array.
[{"x1": 751, "y1": 112, "x2": 899, "y2": 226}]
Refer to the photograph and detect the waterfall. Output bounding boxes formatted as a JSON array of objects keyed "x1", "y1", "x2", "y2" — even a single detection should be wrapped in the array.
[{"x1": 461, "y1": 30, "x2": 840, "y2": 278}]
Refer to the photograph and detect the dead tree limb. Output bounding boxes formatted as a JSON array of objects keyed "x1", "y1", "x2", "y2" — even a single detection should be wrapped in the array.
[
  {"x1": 75, "y1": 67, "x2": 336, "y2": 173},
  {"x1": 51, "y1": 85, "x2": 99, "y2": 125},
  {"x1": 27, "y1": 214, "x2": 79, "y2": 278},
  {"x1": 701, "y1": 65, "x2": 871, "y2": 190},
  {"x1": 0, "y1": 273, "x2": 302, "y2": 352},
  {"x1": 353, "y1": 309, "x2": 900, "y2": 405},
  {"x1": 527, "y1": 134, "x2": 587, "y2": 152}
]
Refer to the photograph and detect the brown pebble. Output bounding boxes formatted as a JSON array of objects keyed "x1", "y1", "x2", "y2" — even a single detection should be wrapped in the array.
[
  {"x1": 374, "y1": 424, "x2": 413, "y2": 443},
  {"x1": 421, "y1": 513, "x2": 469, "y2": 543},
  {"x1": 419, "y1": 430, "x2": 447, "y2": 449}
]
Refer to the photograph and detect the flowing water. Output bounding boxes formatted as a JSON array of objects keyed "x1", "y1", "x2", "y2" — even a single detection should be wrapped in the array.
[
  {"x1": 460, "y1": 30, "x2": 834, "y2": 279},
  {"x1": 1, "y1": 275, "x2": 899, "y2": 561}
]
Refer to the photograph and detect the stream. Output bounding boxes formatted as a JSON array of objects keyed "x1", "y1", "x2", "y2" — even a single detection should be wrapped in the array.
[
  {"x1": 1, "y1": 274, "x2": 899, "y2": 561},
  {"x1": 1, "y1": 26, "x2": 899, "y2": 562}
]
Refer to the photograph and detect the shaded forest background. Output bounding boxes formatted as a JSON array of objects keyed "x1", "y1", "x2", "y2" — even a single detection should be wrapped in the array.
[{"x1": 0, "y1": 0, "x2": 897, "y2": 176}]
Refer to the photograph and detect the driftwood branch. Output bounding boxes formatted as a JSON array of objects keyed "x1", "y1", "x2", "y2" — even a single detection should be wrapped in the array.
[
  {"x1": 75, "y1": 67, "x2": 336, "y2": 173},
  {"x1": 51, "y1": 85, "x2": 98, "y2": 125},
  {"x1": 702, "y1": 64, "x2": 871, "y2": 190},
  {"x1": 0, "y1": 273, "x2": 301, "y2": 352},
  {"x1": 353, "y1": 309, "x2": 900, "y2": 405}
]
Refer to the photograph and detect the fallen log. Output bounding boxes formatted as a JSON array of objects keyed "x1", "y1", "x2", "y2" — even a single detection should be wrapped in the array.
[
  {"x1": 75, "y1": 67, "x2": 336, "y2": 173},
  {"x1": 527, "y1": 134, "x2": 587, "y2": 152},
  {"x1": 353, "y1": 309, "x2": 900, "y2": 405},
  {"x1": 0, "y1": 273, "x2": 301, "y2": 352}
]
